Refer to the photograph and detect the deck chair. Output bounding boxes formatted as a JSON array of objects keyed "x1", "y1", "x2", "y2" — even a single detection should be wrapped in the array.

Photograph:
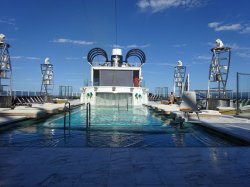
[
  {"x1": 37, "y1": 96, "x2": 45, "y2": 103},
  {"x1": 179, "y1": 91, "x2": 200, "y2": 120},
  {"x1": 12, "y1": 96, "x2": 32, "y2": 107}
]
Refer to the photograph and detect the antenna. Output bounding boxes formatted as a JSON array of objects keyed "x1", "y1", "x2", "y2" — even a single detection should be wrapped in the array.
[
  {"x1": 40, "y1": 58, "x2": 54, "y2": 101},
  {"x1": 173, "y1": 60, "x2": 186, "y2": 97},
  {"x1": 114, "y1": 0, "x2": 118, "y2": 46},
  {"x1": 207, "y1": 39, "x2": 231, "y2": 109},
  {"x1": 207, "y1": 39, "x2": 231, "y2": 99}
]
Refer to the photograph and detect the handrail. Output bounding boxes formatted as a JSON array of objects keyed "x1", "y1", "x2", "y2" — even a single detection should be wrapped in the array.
[
  {"x1": 86, "y1": 102, "x2": 91, "y2": 128},
  {"x1": 118, "y1": 95, "x2": 129, "y2": 111},
  {"x1": 127, "y1": 97, "x2": 128, "y2": 111},
  {"x1": 64, "y1": 102, "x2": 71, "y2": 129}
]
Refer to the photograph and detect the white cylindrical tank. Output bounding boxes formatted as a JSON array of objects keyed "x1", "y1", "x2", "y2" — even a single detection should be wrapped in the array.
[
  {"x1": 112, "y1": 48, "x2": 122, "y2": 56},
  {"x1": 111, "y1": 48, "x2": 123, "y2": 67}
]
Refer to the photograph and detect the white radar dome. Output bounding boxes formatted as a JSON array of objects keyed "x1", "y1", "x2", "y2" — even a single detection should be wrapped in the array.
[
  {"x1": 177, "y1": 60, "x2": 183, "y2": 67},
  {"x1": 0, "y1": 34, "x2": 5, "y2": 43},
  {"x1": 215, "y1": 39, "x2": 224, "y2": 48},
  {"x1": 112, "y1": 48, "x2": 122, "y2": 56},
  {"x1": 44, "y1": 58, "x2": 50, "y2": 64}
]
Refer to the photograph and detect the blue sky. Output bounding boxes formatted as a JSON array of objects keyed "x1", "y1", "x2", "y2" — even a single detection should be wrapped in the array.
[{"x1": 1, "y1": 0, "x2": 250, "y2": 94}]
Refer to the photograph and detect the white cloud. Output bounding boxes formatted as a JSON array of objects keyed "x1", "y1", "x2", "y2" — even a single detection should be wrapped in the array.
[
  {"x1": 173, "y1": 43, "x2": 187, "y2": 48},
  {"x1": 208, "y1": 22, "x2": 221, "y2": 28},
  {"x1": 0, "y1": 18, "x2": 19, "y2": 30},
  {"x1": 112, "y1": 44, "x2": 150, "y2": 49},
  {"x1": 53, "y1": 38, "x2": 95, "y2": 45},
  {"x1": 112, "y1": 44, "x2": 125, "y2": 48},
  {"x1": 0, "y1": 18, "x2": 15, "y2": 26},
  {"x1": 11, "y1": 56, "x2": 41, "y2": 61},
  {"x1": 147, "y1": 62, "x2": 176, "y2": 66},
  {"x1": 207, "y1": 21, "x2": 250, "y2": 33},
  {"x1": 26, "y1": 57, "x2": 41, "y2": 60},
  {"x1": 216, "y1": 24, "x2": 242, "y2": 31},
  {"x1": 11, "y1": 56, "x2": 22, "y2": 59},
  {"x1": 236, "y1": 52, "x2": 250, "y2": 58},
  {"x1": 196, "y1": 55, "x2": 210, "y2": 60},
  {"x1": 65, "y1": 57, "x2": 81, "y2": 60},
  {"x1": 225, "y1": 43, "x2": 250, "y2": 58},
  {"x1": 127, "y1": 44, "x2": 150, "y2": 48},
  {"x1": 208, "y1": 22, "x2": 242, "y2": 31},
  {"x1": 137, "y1": 0, "x2": 205, "y2": 13},
  {"x1": 192, "y1": 61, "x2": 209, "y2": 65},
  {"x1": 240, "y1": 26, "x2": 250, "y2": 34}
]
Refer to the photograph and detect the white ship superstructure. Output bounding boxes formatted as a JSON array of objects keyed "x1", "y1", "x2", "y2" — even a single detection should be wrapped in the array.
[{"x1": 80, "y1": 48, "x2": 148, "y2": 106}]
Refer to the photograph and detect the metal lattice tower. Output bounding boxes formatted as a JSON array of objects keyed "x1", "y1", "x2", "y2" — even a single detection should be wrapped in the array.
[
  {"x1": 207, "y1": 40, "x2": 231, "y2": 99},
  {"x1": 0, "y1": 34, "x2": 12, "y2": 96},
  {"x1": 173, "y1": 60, "x2": 186, "y2": 97},
  {"x1": 40, "y1": 58, "x2": 54, "y2": 97}
]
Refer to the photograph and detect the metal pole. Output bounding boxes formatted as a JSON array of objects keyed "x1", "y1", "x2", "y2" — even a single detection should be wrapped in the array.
[
  {"x1": 89, "y1": 103, "x2": 91, "y2": 126},
  {"x1": 127, "y1": 97, "x2": 128, "y2": 111},
  {"x1": 64, "y1": 112, "x2": 66, "y2": 129},
  {"x1": 68, "y1": 102, "x2": 71, "y2": 127},
  {"x1": 86, "y1": 103, "x2": 89, "y2": 128},
  {"x1": 86, "y1": 102, "x2": 91, "y2": 128}
]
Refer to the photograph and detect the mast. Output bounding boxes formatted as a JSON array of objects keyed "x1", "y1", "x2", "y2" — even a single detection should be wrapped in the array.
[
  {"x1": 0, "y1": 34, "x2": 12, "y2": 96},
  {"x1": 40, "y1": 58, "x2": 54, "y2": 101}
]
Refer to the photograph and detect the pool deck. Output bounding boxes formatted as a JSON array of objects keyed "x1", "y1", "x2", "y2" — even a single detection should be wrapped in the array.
[
  {"x1": 0, "y1": 100, "x2": 83, "y2": 127},
  {"x1": 145, "y1": 101, "x2": 250, "y2": 144},
  {"x1": 1, "y1": 147, "x2": 250, "y2": 186},
  {"x1": 1, "y1": 101, "x2": 250, "y2": 186}
]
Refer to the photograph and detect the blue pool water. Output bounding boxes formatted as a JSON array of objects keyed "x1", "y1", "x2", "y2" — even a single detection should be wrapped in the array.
[{"x1": 0, "y1": 106, "x2": 242, "y2": 147}]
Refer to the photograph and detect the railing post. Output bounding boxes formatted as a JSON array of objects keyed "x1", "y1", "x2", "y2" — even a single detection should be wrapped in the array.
[
  {"x1": 127, "y1": 97, "x2": 128, "y2": 111},
  {"x1": 68, "y1": 102, "x2": 71, "y2": 128},
  {"x1": 86, "y1": 103, "x2": 88, "y2": 127},
  {"x1": 64, "y1": 102, "x2": 71, "y2": 129},
  {"x1": 86, "y1": 102, "x2": 91, "y2": 128}
]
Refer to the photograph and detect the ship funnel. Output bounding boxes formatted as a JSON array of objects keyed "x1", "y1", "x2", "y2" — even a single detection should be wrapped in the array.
[{"x1": 111, "y1": 48, "x2": 123, "y2": 67}]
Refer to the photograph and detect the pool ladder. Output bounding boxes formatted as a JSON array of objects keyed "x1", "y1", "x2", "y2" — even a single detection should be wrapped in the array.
[
  {"x1": 86, "y1": 102, "x2": 91, "y2": 128},
  {"x1": 64, "y1": 102, "x2": 71, "y2": 130},
  {"x1": 118, "y1": 97, "x2": 129, "y2": 111}
]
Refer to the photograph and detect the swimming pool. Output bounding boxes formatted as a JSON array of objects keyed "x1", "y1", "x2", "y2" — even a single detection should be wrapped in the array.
[{"x1": 0, "y1": 106, "x2": 243, "y2": 147}]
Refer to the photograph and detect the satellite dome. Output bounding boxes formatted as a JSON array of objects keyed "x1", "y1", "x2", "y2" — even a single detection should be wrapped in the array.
[
  {"x1": 44, "y1": 58, "x2": 50, "y2": 64},
  {"x1": 0, "y1": 34, "x2": 5, "y2": 43},
  {"x1": 215, "y1": 39, "x2": 224, "y2": 48},
  {"x1": 177, "y1": 60, "x2": 183, "y2": 66}
]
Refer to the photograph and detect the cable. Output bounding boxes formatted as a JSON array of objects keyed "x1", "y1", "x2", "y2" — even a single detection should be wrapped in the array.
[{"x1": 114, "y1": 0, "x2": 118, "y2": 46}]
